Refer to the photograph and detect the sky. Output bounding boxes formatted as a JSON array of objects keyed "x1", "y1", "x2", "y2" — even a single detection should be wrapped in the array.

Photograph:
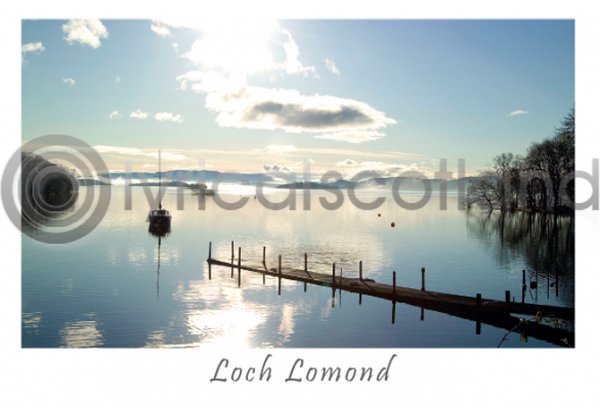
[{"x1": 21, "y1": 19, "x2": 574, "y2": 178}]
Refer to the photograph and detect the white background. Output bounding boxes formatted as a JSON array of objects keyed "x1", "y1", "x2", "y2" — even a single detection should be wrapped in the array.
[{"x1": 1, "y1": 1, "x2": 598, "y2": 404}]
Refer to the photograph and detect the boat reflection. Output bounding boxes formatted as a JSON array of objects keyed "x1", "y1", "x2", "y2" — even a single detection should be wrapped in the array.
[{"x1": 149, "y1": 223, "x2": 171, "y2": 300}]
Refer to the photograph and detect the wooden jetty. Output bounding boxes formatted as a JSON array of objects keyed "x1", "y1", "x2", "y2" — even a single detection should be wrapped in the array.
[{"x1": 206, "y1": 242, "x2": 574, "y2": 347}]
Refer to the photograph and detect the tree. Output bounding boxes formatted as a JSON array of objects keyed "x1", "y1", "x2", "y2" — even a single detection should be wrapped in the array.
[
  {"x1": 525, "y1": 108, "x2": 575, "y2": 213},
  {"x1": 467, "y1": 175, "x2": 498, "y2": 213}
]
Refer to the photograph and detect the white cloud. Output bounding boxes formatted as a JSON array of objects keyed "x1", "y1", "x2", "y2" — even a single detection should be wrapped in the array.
[
  {"x1": 62, "y1": 78, "x2": 76, "y2": 86},
  {"x1": 94, "y1": 145, "x2": 187, "y2": 161},
  {"x1": 336, "y1": 159, "x2": 358, "y2": 167},
  {"x1": 263, "y1": 163, "x2": 292, "y2": 173},
  {"x1": 335, "y1": 160, "x2": 429, "y2": 178},
  {"x1": 108, "y1": 111, "x2": 122, "y2": 120},
  {"x1": 62, "y1": 19, "x2": 108, "y2": 49},
  {"x1": 266, "y1": 144, "x2": 297, "y2": 154},
  {"x1": 507, "y1": 109, "x2": 528, "y2": 117},
  {"x1": 114, "y1": 75, "x2": 121, "y2": 84},
  {"x1": 130, "y1": 109, "x2": 148, "y2": 119},
  {"x1": 325, "y1": 58, "x2": 340, "y2": 75},
  {"x1": 22, "y1": 42, "x2": 45, "y2": 54},
  {"x1": 177, "y1": 19, "x2": 315, "y2": 91},
  {"x1": 155, "y1": 112, "x2": 184, "y2": 123},
  {"x1": 314, "y1": 130, "x2": 385, "y2": 144},
  {"x1": 204, "y1": 86, "x2": 395, "y2": 142},
  {"x1": 150, "y1": 21, "x2": 171, "y2": 38},
  {"x1": 173, "y1": 20, "x2": 394, "y2": 144}
]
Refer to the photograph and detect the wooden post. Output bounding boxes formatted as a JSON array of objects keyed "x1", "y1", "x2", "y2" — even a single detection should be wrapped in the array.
[
  {"x1": 505, "y1": 290, "x2": 510, "y2": 303},
  {"x1": 303, "y1": 253, "x2": 308, "y2": 291},
  {"x1": 421, "y1": 267, "x2": 426, "y2": 291},
  {"x1": 392, "y1": 301, "x2": 396, "y2": 324},
  {"x1": 332, "y1": 263, "x2": 336, "y2": 288},
  {"x1": 262, "y1": 246, "x2": 266, "y2": 264},
  {"x1": 476, "y1": 293, "x2": 482, "y2": 307},
  {"x1": 278, "y1": 254, "x2": 282, "y2": 296},
  {"x1": 237, "y1": 246, "x2": 241, "y2": 287},
  {"x1": 208, "y1": 242, "x2": 212, "y2": 280},
  {"x1": 230, "y1": 241, "x2": 234, "y2": 278},
  {"x1": 359, "y1": 261, "x2": 363, "y2": 281},
  {"x1": 393, "y1": 271, "x2": 397, "y2": 295}
]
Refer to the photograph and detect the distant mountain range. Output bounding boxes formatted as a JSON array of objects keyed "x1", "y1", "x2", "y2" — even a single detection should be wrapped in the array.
[
  {"x1": 99, "y1": 170, "x2": 273, "y2": 184},
  {"x1": 91, "y1": 170, "x2": 485, "y2": 190}
]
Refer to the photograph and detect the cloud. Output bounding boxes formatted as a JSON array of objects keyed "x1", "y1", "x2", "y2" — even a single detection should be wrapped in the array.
[
  {"x1": 325, "y1": 58, "x2": 340, "y2": 75},
  {"x1": 62, "y1": 19, "x2": 108, "y2": 48},
  {"x1": 155, "y1": 112, "x2": 184, "y2": 123},
  {"x1": 22, "y1": 42, "x2": 45, "y2": 54},
  {"x1": 336, "y1": 160, "x2": 429, "y2": 178},
  {"x1": 174, "y1": 20, "x2": 394, "y2": 144},
  {"x1": 263, "y1": 163, "x2": 292, "y2": 173},
  {"x1": 205, "y1": 86, "x2": 396, "y2": 139},
  {"x1": 336, "y1": 159, "x2": 358, "y2": 167},
  {"x1": 93, "y1": 145, "x2": 187, "y2": 161},
  {"x1": 180, "y1": 20, "x2": 315, "y2": 83},
  {"x1": 314, "y1": 130, "x2": 385, "y2": 144},
  {"x1": 108, "y1": 111, "x2": 122, "y2": 120},
  {"x1": 130, "y1": 109, "x2": 148, "y2": 119},
  {"x1": 62, "y1": 78, "x2": 76, "y2": 86},
  {"x1": 150, "y1": 21, "x2": 171, "y2": 38},
  {"x1": 266, "y1": 144, "x2": 297, "y2": 154},
  {"x1": 507, "y1": 109, "x2": 528, "y2": 117}
]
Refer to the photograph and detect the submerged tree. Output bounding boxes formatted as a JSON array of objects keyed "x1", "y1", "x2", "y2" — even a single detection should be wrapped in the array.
[{"x1": 468, "y1": 108, "x2": 574, "y2": 215}]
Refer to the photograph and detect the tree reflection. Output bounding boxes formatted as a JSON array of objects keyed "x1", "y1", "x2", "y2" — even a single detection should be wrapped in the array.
[{"x1": 466, "y1": 211, "x2": 574, "y2": 306}]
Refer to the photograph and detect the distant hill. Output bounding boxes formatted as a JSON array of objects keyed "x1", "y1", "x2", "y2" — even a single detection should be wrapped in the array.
[
  {"x1": 277, "y1": 180, "x2": 355, "y2": 189},
  {"x1": 101, "y1": 170, "x2": 273, "y2": 184}
]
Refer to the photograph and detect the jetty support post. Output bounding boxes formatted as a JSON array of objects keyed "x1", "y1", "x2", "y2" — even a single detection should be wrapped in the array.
[
  {"x1": 278, "y1": 254, "x2": 282, "y2": 296},
  {"x1": 237, "y1": 247, "x2": 241, "y2": 287},
  {"x1": 393, "y1": 271, "x2": 397, "y2": 296},
  {"x1": 208, "y1": 242, "x2": 212, "y2": 280},
  {"x1": 303, "y1": 253, "x2": 308, "y2": 292},
  {"x1": 262, "y1": 246, "x2": 266, "y2": 264},
  {"x1": 505, "y1": 290, "x2": 510, "y2": 303},
  {"x1": 392, "y1": 301, "x2": 396, "y2": 324},
  {"x1": 230, "y1": 241, "x2": 234, "y2": 278},
  {"x1": 421, "y1": 267, "x2": 426, "y2": 291},
  {"x1": 359, "y1": 261, "x2": 363, "y2": 281},
  {"x1": 332, "y1": 263, "x2": 336, "y2": 288}
]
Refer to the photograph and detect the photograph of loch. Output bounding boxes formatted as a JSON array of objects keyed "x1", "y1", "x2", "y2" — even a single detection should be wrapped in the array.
[{"x1": 21, "y1": 19, "x2": 574, "y2": 348}]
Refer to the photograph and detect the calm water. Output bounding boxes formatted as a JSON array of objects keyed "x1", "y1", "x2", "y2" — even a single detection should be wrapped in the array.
[{"x1": 22, "y1": 187, "x2": 574, "y2": 348}]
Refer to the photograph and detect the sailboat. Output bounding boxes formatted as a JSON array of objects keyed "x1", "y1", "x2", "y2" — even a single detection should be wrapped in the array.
[{"x1": 147, "y1": 149, "x2": 172, "y2": 236}]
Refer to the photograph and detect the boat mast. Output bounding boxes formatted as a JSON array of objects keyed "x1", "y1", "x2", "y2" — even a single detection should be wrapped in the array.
[{"x1": 158, "y1": 149, "x2": 162, "y2": 210}]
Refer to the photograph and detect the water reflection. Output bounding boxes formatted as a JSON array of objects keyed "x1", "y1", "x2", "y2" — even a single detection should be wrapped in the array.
[
  {"x1": 466, "y1": 211, "x2": 574, "y2": 306},
  {"x1": 59, "y1": 313, "x2": 104, "y2": 348}
]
